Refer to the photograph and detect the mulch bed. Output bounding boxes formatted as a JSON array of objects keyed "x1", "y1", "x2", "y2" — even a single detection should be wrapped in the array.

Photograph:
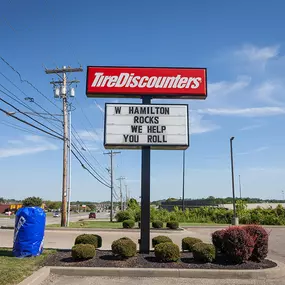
[{"x1": 43, "y1": 250, "x2": 277, "y2": 270}]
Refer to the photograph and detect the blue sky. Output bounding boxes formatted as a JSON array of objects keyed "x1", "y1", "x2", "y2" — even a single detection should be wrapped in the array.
[{"x1": 1, "y1": 0, "x2": 285, "y2": 202}]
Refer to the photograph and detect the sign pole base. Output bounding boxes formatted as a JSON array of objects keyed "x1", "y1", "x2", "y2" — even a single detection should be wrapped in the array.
[{"x1": 139, "y1": 96, "x2": 151, "y2": 254}]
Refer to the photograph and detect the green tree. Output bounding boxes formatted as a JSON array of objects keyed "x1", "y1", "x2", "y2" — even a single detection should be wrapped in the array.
[
  {"x1": 0, "y1": 197, "x2": 5, "y2": 203},
  {"x1": 127, "y1": 198, "x2": 139, "y2": 210},
  {"x1": 22, "y1": 196, "x2": 43, "y2": 207}
]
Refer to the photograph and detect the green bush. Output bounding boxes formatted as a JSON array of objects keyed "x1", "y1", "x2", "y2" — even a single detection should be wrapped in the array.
[
  {"x1": 22, "y1": 196, "x2": 43, "y2": 207},
  {"x1": 122, "y1": 219, "x2": 135, "y2": 229},
  {"x1": 167, "y1": 221, "x2": 179, "y2": 229},
  {"x1": 152, "y1": 236, "x2": 172, "y2": 248},
  {"x1": 182, "y1": 237, "x2": 202, "y2": 252},
  {"x1": 72, "y1": 244, "x2": 96, "y2": 260},
  {"x1": 111, "y1": 237, "x2": 137, "y2": 258},
  {"x1": 152, "y1": 220, "x2": 163, "y2": 229},
  {"x1": 192, "y1": 242, "x2": 215, "y2": 263},
  {"x1": 115, "y1": 210, "x2": 134, "y2": 222},
  {"x1": 75, "y1": 234, "x2": 102, "y2": 249},
  {"x1": 154, "y1": 242, "x2": 180, "y2": 262}
]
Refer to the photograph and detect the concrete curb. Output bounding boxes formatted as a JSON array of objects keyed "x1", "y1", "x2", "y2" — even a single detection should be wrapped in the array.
[
  {"x1": 18, "y1": 267, "x2": 50, "y2": 285},
  {"x1": 48, "y1": 260, "x2": 285, "y2": 280}
]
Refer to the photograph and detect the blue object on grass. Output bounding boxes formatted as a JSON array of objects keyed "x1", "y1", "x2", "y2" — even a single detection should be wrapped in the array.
[{"x1": 13, "y1": 207, "x2": 46, "y2": 257}]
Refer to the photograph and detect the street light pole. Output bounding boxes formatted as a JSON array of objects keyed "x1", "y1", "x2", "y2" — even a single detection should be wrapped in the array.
[
  {"x1": 230, "y1": 137, "x2": 238, "y2": 225},
  {"x1": 239, "y1": 175, "x2": 242, "y2": 199}
]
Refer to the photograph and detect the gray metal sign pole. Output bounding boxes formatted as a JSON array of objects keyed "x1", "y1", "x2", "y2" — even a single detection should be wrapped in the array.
[{"x1": 140, "y1": 96, "x2": 151, "y2": 253}]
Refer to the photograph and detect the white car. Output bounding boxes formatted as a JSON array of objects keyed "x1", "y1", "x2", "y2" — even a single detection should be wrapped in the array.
[{"x1": 53, "y1": 212, "x2": 60, "y2": 218}]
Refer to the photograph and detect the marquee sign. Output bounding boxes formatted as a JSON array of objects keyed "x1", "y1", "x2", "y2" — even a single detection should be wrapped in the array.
[
  {"x1": 104, "y1": 103, "x2": 189, "y2": 150},
  {"x1": 86, "y1": 66, "x2": 207, "y2": 99}
]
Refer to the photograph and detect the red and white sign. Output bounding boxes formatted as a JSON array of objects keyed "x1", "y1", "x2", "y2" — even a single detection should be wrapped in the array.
[{"x1": 86, "y1": 66, "x2": 207, "y2": 99}]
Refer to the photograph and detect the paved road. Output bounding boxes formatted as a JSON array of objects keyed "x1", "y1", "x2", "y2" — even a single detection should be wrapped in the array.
[
  {"x1": 1, "y1": 226, "x2": 285, "y2": 262},
  {"x1": 0, "y1": 212, "x2": 109, "y2": 227},
  {"x1": 42, "y1": 275, "x2": 285, "y2": 285}
]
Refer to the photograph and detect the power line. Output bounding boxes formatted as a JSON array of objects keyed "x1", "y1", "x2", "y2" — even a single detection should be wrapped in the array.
[
  {"x1": 0, "y1": 82, "x2": 63, "y2": 133},
  {"x1": 0, "y1": 107, "x2": 63, "y2": 140},
  {"x1": 71, "y1": 126, "x2": 110, "y2": 177},
  {"x1": 74, "y1": 97, "x2": 105, "y2": 152},
  {"x1": 0, "y1": 105, "x2": 111, "y2": 188},
  {"x1": 0, "y1": 120, "x2": 59, "y2": 140},
  {"x1": 0, "y1": 56, "x2": 61, "y2": 110},
  {"x1": 0, "y1": 93, "x2": 62, "y2": 137}
]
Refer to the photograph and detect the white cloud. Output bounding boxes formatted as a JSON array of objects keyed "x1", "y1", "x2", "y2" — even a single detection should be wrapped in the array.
[
  {"x1": 0, "y1": 135, "x2": 58, "y2": 158},
  {"x1": 208, "y1": 76, "x2": 251, "y2": 98},
  {"x1": 190, "y1": 112, "x2": 220, "y2": 134},
  {"x1": 237, "y1": 146, "x2": 268, "y2": 156},
  {"x1": 240, "y1": 124, "x2": 263, "y2": 131},
  {"x1": 234, "y1": 44, "x2": 279, "y2": 62},
  {"x1": 77, "y1": 129, "x2": 103, "y2": 142},
  {"x1": 197, "y1": 107, "x2": 285, "y2": 117}
]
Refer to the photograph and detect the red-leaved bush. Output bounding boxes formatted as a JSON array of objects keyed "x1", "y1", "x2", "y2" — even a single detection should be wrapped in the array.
[
  {"x1": 222, "y1": 226, "x2": 254, "y2": 263},
  {"x1": 243, "y1": 225, "x2": 269, "y2": 262},
  {"x1": 212, "y1": 229, "x2": 225, "y2": 252}
]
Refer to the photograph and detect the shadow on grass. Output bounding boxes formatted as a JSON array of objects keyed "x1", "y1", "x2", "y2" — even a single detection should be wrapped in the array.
[{"x1": 0, "y1": 249, "x2": 13, "y2": 257}]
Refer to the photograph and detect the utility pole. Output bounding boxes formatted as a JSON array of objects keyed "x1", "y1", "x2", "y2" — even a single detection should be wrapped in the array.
[
  {"x1": 125, "y1": 184, "x2": 128, "y2": 209},
  {"x1": 45, "y1": 66, "x2": 82, "y2": 227},
  {"x1": 239, "y1": 175, "x2": 242, "y2": 199},
  {"x1": 230, "y1": 137, "x2": 238, "y2": 225},
  {"x1": 117, "y1": 176, "x2": 125, "y2": 211},
  {"x1": 104, "y1": 150, "x2": 121, "y2": 222}
]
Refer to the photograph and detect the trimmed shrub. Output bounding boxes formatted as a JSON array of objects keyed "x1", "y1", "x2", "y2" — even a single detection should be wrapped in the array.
[
  {"x1": 152, "y1": 220, "x2": 163, "y2": 229},
  {"x1": 111, "y1": 237, "x2": 137, "y2": 258},
  {"x1": 182, "y1": 237, "x2": 202, "y2": 252},
  {"x1": 72, "y1": 244, "x2": 96, "y2": 260},
  {"x1": 122, "y1": 219, "x2": 135, "y2": 229},
  {"x1": 115, "y1": 210, "x2": 134, "y2": 222},
  {"x1": 244, "y1": 225, "x2": 269, "y2": 262},
  {"x1": 192, "y1": 242, "x2": 215, "y2": 263},
  {"x1": 222, "y1": 226, "x2": 254, "y2": 263},
  {"x1": 154, "y1": 242, "x2": 180, "y2": 262},
  {"x1": 75, "y1": 234, "x2": 102, "y2": 249},
  {"x1": 212, "y1": 230, "x2": 225, "y2": 252},
  {"x1": 167, "y1": 221, "x2": 179, "y2": 230},
  {"x1": 152, "y1": 235, "x2": 172, "y2": 248}
]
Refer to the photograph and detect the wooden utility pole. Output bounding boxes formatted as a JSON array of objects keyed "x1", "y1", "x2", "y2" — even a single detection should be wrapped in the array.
[
  {"x1": 104, "y1": 150, "x2": 120, "y2": 222},
  {"x1": 45, "y1": 66, "x2": 82, "y2": 227},
  {"x1": 117, "y1": 176, "x2": 125, "y2": 211}
]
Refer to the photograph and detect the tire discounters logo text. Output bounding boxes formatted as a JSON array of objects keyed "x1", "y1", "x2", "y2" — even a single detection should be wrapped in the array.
[{"x1": 86, "y1": 66, "x2": 207, "y2": 99}]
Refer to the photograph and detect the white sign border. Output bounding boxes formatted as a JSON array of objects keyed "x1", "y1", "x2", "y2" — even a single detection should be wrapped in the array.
[{"x1": 104, "y1": 103, "x2": 189, "y2": 150}]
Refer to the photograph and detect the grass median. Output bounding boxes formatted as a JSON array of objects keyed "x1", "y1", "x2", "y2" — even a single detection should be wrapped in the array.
[
  {"x1": 47, "y1": 220, "x2": 124, "y2": 229},
  {"x1": 47, "y1": 220, "x2": 227, "y2": 229},
  {"x1": 0, "y1": 248, "x2": 54, "y2": 285}
]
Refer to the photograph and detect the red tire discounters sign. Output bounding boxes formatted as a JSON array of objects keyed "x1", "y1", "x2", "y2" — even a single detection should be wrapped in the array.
[{"x1": 86, "y1": 66, "x2": 207, "y2": 99}]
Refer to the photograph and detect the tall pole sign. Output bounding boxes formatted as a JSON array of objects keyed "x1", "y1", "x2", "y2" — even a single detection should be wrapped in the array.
[{"x1": 86, "y1": 66, "x2": 207, "y2": 253}]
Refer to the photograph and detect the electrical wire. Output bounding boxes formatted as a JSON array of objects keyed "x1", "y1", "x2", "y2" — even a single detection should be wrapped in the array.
[
  {"x1": 0, "y1": 93, "x2": 62, "y2": 137},
  {"x1": 0, "y1": 106, "x2": 111, "y2": 188},
  {"x1": 0, "y1": 56, "x2": 61, "y2": 111}
]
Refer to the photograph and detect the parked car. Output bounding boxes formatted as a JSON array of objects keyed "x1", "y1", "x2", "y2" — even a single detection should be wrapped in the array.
[
  {"x1": 89, "y1": 212, "x2": 96, "y2": 219},
  {"x1": 53, "y1": 211, "x2": 60, "y2": 218}
]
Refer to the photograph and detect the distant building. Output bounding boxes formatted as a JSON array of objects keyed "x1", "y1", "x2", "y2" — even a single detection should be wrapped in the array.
[{"x1": 160, "y1": 199, "x2": 219, "y2": 211}]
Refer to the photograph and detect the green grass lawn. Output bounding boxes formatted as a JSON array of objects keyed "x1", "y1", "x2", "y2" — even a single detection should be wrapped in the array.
[
  {"x1": 0, "y1": 248, "x2": 54, "y2": 285},
  {"x1": 0, "y1": 215, "x2": 13, "y2": 219},
  {"x1": 47, "y1": 220, "x2": 228, "y2": 229},
  {"x1": 180, "y1": 222, "x2": 228, "y2": 227},
  {"x1": 47, "y1": 220, "x2": 124, "y2": 229}
]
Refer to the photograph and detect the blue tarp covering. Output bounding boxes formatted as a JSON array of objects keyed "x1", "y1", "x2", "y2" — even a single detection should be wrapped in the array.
[{"x1": 13, "y1": 207, "x2": 46, "y2": 257}]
